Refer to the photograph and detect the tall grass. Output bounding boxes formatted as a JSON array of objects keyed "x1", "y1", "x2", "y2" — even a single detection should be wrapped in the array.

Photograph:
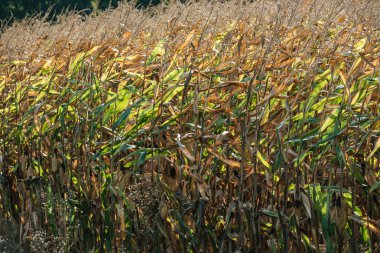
[{"x1": 0, "y1": 0, "x2": 380, "y2": 252}]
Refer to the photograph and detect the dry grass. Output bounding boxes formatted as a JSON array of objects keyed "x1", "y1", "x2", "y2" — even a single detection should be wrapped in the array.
[
  {"x1": 1, "y1": 0, "x2": 379, "y2": 60},
  {"x1": 0, "y1": 0, "x2": 380, "y2": 252}
]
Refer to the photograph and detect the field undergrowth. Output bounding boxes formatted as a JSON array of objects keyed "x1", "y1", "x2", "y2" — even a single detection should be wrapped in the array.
[{"x1": 0, "y1": 0, "x2": 380, "y2": 252}]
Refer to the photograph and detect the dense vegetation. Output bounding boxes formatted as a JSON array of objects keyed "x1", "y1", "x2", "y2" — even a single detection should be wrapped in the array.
[
  {"x1": 0, "y1": 0, "x2": 379, "y2": 252},
  {"x1": 0, "y1": 0, "x2": 160, "y2": 21}
]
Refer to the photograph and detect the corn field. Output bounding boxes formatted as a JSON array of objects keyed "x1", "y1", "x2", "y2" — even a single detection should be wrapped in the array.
[{"x1": 0, "y1": 0, "x2": 380, "y2": 252}]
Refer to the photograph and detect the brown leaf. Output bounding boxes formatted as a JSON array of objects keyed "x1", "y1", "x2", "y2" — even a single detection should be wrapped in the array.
[{"x1": 207, "y1": 148, "x2": 241, "y2": 168}]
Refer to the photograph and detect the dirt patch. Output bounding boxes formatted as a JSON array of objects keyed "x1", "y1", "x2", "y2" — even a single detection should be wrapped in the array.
[
  {"x1": 0, "y1": 207, "x2": 67, "y2": 253},
  {"x1": 127, "y1": 174, "x2": 163, "y2": 225},
  {"x1": 0, "y1": 216, "x2": 20, "y2": 253}
]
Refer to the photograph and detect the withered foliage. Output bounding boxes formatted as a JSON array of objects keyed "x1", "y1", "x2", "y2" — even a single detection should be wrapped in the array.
[{"x1": 0, "y1": 0, "x2": 380, "y2": 252}]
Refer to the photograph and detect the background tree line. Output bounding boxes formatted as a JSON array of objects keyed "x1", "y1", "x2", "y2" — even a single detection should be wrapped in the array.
[{"x1": 0, "y1": 0, "x2": 162, "y2": 22}]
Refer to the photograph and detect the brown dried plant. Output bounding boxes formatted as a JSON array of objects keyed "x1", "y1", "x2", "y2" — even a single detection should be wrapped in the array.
[{"x1": 0, "y1": 0, "x2": 380, "y2": 252}]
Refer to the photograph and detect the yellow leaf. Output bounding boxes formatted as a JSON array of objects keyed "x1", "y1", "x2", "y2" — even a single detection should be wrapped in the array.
[
  {"x1": 257, "y1": 150, "x2": 270, "y2": 169},
  {"x1": 320, "y1": 108, "x2": 340, "y2": 132},
  {"x1": 354, "y1": 38, "x2": 367, "y2": 52},
  {"x1": 366, "y1": 137, "x2": 380, "y2": 162}
]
